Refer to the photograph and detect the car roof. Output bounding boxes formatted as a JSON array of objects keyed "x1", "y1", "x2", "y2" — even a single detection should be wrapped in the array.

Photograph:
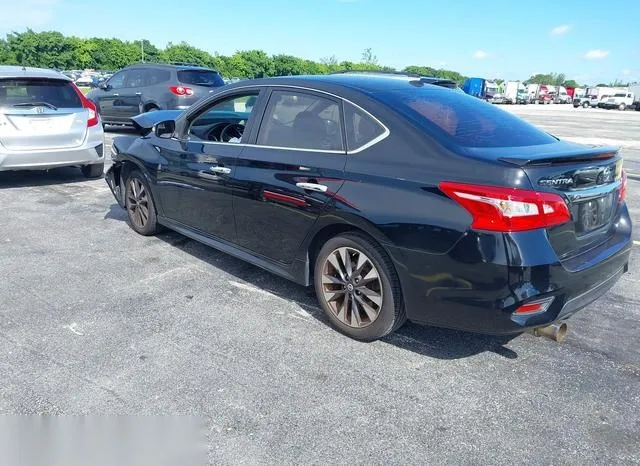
[
  {"x1": 123, "y1": 62, "x2": 218, "y2": 72},
  {"x1": 226, "y1": 73, "x2": 459, "y2": 95},
  {"x1": 0, "y1": 66, "x2": 71, "y2": 81}
]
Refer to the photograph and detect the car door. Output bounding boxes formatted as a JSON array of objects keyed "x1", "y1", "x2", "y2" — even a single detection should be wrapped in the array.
[
  {"x1": 115, "y1": 68, "x2": 145, "y2": 120},
  {"x1": 232, "y1": 88, "x2": 347, "y2": 264},
  {"x1": 95, "y1": 70, "x2": 126, "y2": 121},
  {"x1": 155, "y1": 89, "x2": 266, "y2": 243}
]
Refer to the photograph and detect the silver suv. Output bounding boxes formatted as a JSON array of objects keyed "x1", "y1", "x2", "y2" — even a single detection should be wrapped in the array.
[{"x1": 0, "y1": 66, "x2": 105, "y2": 178}]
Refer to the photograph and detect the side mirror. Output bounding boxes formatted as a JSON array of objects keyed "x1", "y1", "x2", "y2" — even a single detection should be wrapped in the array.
[
  {"x1": 155, "y1": 120, "x2": 175, "y2": 139},
  {"x1": 99, "y1": 81, "x2": 110, "y2": 90}
]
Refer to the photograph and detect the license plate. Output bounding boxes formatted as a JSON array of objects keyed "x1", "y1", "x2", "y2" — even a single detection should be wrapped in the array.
[
  {"x1": 576, "y1": 193, "x2": 614, "y2": 233},
  {"x1": 30, "y1": 118, "x2": 54, "y2": 130}
]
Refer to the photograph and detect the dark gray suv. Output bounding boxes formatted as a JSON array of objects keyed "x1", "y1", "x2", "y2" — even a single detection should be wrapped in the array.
[{"x1": 86, "y1": 63, "x2": 225, "y2": 126}]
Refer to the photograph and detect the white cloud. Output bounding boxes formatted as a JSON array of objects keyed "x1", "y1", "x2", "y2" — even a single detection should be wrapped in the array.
[
  {"x1": 622, "y1": 69, "x2": 631, "y2": 76},
  {"x1": 0, "y1": 0, "x2": 59, "y2": 30},
  {"x1": 550, "y1": 25, "x2": 571, "y2": 35},
  {"x1": 583, "y1": 49, "x2": 610, "y2": 59},
  {"x1": 473, "y1": 50, "x2": 489, "y2": 59}
]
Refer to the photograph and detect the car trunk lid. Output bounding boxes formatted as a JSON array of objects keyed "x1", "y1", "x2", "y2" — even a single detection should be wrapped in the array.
[
  {"x1": 488, "y1": 143, "x2": 625, "y2": 262},
  {"x1": 0, "y1": 77, "x2": 89, "y2": 151}
]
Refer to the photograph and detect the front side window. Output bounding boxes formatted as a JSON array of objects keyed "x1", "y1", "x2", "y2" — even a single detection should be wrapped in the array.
[
  {"x1": 188, "y1": 93, "x2": 258, "y2": 143},
  {"x1": 257, "y1": 90, "x2": 343, "y2": 151},
  {"x1": 107, "y1": 72, "x2": 125, "y2": 89},
  {"x1": 344, "y1": 101, "x2": 386, "y2": 151}
]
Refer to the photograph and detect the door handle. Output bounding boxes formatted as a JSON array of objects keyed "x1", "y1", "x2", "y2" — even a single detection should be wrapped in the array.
[
  {"x1": 112, "y1": 93, "x2": 119, "y2": 97},
  {"x1": 210, "y1": 166, "x2": 231, "y2": 175},
  {"x1": 135, "y1": 92, "x2": 142, "y2": 95},
  {"x1": 296, "y1": 182, "x2": 328, "y2": 193}
]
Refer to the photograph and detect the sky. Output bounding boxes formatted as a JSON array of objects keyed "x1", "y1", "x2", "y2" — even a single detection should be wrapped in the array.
[{"x1": 0, "y1": 0, "x2": 638, "y2": 84}]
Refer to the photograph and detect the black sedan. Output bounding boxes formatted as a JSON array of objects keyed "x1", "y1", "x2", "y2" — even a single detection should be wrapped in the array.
[{"x1": 105, "y1": 73, "x2": 632, "y2": 341}]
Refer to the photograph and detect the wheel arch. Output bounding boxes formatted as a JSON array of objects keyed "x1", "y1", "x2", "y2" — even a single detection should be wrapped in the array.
[{"x1": 302, "y1": 214, "x2": 407, "y2": 288}]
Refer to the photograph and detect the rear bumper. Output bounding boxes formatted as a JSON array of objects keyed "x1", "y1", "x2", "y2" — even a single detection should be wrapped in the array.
[
  {"x1": 389, "y1": 205, "x2": 632, "y2": 335},
  {"x1": 0, "y1": 143, "x2": 104, "y2": 171}
]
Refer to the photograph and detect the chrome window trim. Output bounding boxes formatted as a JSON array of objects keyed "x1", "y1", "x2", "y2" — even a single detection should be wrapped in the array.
[{"x1": 186, "y1": 83, "x2": 391, "y2": 154}]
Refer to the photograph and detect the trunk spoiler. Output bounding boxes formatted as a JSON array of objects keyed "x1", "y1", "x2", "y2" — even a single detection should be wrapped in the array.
[
  {"x1": 462, "y1": 142, "x2": 621, "y2": 166},
  {"x1": 499, "y1": 151, "x2": 617, "y2": 167},
  {"x1": 130, "y1": 110, "x2": 182, "y2": 135}
]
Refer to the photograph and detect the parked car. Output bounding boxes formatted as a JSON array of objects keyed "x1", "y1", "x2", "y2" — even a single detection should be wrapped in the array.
[
  {"x1": 0, "y1": 66, "x2": 104, "y2": 177},
  {"x1": 85, "y1": 63, "x2": 225, "y2": 127},
  {"x1": 599, "y1": 92, "x2": 635, "y2": 110},
  {"x1": 105, "y1": 74, "x2": 631, "y2": 341}
]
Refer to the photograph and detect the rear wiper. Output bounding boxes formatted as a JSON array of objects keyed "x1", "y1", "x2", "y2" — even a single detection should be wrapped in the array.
[{"x1": 12, "y1": 102, "x2": 58, "y2": 111}]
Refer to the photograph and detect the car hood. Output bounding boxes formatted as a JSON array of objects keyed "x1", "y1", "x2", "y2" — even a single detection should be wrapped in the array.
[{"x1": 131, "y1": 110, "x2": 183, "y2": 131}]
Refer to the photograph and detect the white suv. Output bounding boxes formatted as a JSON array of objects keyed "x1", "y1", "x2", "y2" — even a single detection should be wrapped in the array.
[
  {"x1": 0, "y1": 66, "x2": 105, "y2": 177},
  {"x1": 600, "y1": 92, "x2": 635, "y2": 111}
]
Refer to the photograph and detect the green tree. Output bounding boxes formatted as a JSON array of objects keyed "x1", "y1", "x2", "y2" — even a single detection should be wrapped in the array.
[
  {"x1": 233, "y1": 50, "x2": 274, "y2": 78},
  {"x1": 161, "y1": 42, "x2": 212, "y2": 66},
  {"x1": 361, "y1": 48, "x2": 377, "y2": 66}
]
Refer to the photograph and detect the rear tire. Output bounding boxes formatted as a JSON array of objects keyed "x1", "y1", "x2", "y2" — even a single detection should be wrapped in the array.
[
  {"x1": 314, "y1": 232, "x2": 406, "y2": 341},
  {"x1": 619, "y1": 103, "x2": 626, "y2": 111},
  {"x1": 124, "y1": 170, "x2": 158, "y2": 236},
  {"x1": 81, "y1": 162, "x2": 104, "y2": 179},
  {"x1": 583, "y1": 101, "x2": 590, "y2": 108}
]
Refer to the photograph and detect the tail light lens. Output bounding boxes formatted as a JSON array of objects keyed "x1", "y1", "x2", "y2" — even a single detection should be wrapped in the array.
[
  {"x1": 439, "y1": 182, "x2": 571, "y2": 232},
  {"x1": 169, "y1": 86, "x2": 194, "y2": 96},
  {"x1": 71, "y1": 82, "x2": 99, "y2": 127},
  {"x1": 619, "y1": 170, "x2": 627, "y2": 204}
]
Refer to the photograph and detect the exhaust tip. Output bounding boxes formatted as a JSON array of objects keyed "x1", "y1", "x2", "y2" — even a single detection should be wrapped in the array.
[{"x1": 532, "y1": 322, "x2": 567, "y2": 342}]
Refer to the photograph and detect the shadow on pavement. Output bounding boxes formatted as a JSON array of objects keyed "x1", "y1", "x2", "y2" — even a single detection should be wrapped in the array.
[
  {"x1": 106, "y1": 203, "x2": 520, "y2": 360},
  {"x1": 0, "y1": 167, "x2": 95, "y2": 189}
]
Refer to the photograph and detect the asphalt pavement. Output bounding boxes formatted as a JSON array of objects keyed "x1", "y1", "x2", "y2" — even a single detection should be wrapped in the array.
[{"x1": 1, "y1": 106, "x2": 639, "y2": 465}]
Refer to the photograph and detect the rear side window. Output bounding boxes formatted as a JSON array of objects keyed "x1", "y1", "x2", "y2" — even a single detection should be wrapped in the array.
[
  {"x1": 257, "y1": 90, "x2": 343, "y2": 151},
  {"x1": 378, "y1": 87, "x2": 557, "y2": 148},
  {"x1": 177, "y1": 70, "x2": 224, "y2": 87},
  {"x1": 0, "y1": 79, "x2": 82, "y2": 108},
  {"x1": 146, "y1": 69, "x2": 171, "y2": 85},
  {"x1": 344, "y1": 101, "x2": 386, "y2": 151}
]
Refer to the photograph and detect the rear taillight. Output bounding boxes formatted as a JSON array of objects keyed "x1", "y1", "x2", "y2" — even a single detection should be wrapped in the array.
[
  {"x1": 169, "y1": 86, "x2": 194, "y2": 96},
  {"x1": 619, "y1": 170, "x2": 627, "y2": 204},
  {"x1": 71, "y1": 82, "x2": 99, "y2": 127},
  {"x1": 439, "y1": 182, "x2": 571, "y2": 232}
]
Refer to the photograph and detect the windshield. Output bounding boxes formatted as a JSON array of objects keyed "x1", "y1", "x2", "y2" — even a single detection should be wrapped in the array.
[
  {"x1": 0, "y1": 78, "x2": 82, "y2": 108},
  {"x1": 376, "y1": 87, "x2": 557, "y2": 148},
  {"x1": 177, "y1": 70, "x2": 225, "y2": 87}
]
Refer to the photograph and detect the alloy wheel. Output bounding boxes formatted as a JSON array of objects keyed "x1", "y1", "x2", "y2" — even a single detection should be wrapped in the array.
[
  {"x1": 321, "y1": 247, "x2": 383, "y2": 328},
  {"x1": 127, "y1": 178, "x2": 150, "y2": 230}
]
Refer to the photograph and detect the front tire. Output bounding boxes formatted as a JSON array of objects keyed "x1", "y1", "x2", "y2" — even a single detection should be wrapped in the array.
[
  {"x1": 314, "y1": 233, "x2": 406, "y2": 341},
  {"x1": 81, "y1": 162, "x2": 104, "y2": 178},
  {"x1": 124, "y1": 170, "x2": 158, "y2": 236},
  {"x1": 583, "y1": 101, "x2": 590, "y2": 108},
  {"x1": 619, "y1": 103, "x2": 626, "y2": 111}
]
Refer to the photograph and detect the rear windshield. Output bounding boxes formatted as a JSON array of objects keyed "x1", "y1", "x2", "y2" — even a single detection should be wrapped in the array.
[
  {"x1": 376, "y1": 87, "x2": 557, "y2": 148},
  {"x1": 0, "y1": 78, "x2": 82, "y2": 108},
  {"x1": 177, "y1": 70, "x2": 224, "y2": 87}
]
